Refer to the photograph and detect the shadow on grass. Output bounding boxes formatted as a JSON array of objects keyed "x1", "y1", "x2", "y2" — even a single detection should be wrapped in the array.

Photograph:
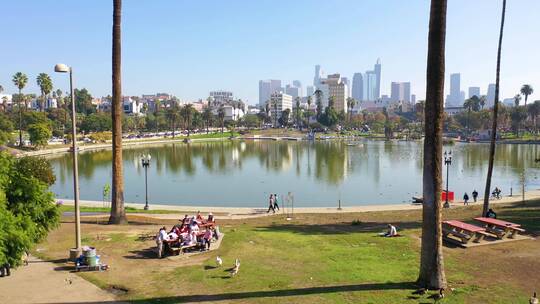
[
  {"x1": 123, "y1": 248, "x2": 157, "y2": 260},
  {"x1": 495, "y1": 199, "x2": 540, "y2": 233},
  {"x1": 55, "y1": 281, "x2": 416, "y2": 303},
  {"x1": 254, "y1": 221, "x2": 422, "y2": 235}
]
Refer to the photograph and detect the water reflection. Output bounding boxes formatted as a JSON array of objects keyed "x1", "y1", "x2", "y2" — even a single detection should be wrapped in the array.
[{"x1": 48, "y1": 140, "x2": 540, "y2": 207}]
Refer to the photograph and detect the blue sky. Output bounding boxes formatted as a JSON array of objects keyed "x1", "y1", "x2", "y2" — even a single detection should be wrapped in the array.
[{"x1": 1, "y1": 0, "x2": 539, "y2": 105}]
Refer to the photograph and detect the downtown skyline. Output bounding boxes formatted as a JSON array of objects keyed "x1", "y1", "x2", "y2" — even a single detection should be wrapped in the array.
[{"x1": 1, "y1": 1, "x2": 539, "y2": 105}]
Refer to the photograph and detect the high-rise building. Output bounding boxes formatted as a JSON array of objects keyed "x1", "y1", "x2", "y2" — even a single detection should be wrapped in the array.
[
  {"x1": 341, "y1": 77, "x2": 351, "y2": 97},
  {"x1": 352, "y1": 73, "x2": 364, "y2": 101},
  {"x1": 390, "y1": 82, "x2": 411, "y2": 103},
  {"x1": 313, "y1": 65, "x2": 329, "y2": 104},
  {"x1": 411, "y1": 94, "x2": 416, "y2": 103},
  {"x1": 486, "y1": 83, "x2": 496, "y2": 107},
  {"x1": 324, "y1": 73, "x2": 349, "y2": 113},
  {"x1": 445, "y1": 73, "x2": 464, "y2": 107},
  {"x1": 362, "y1": 59, "x2": 382, "y2": 101},
  {"x1": 259, "y1": 80, "x2": 282, "y2": 106},
  {"x1": 292, "y1": 80, "x2": 303, "y2": 97},
  {"x1": 374, "y1": 58, "x2": 381, "y2": 99},
  {"x1": 468, "y1": 86, "x2": 481, "y2": 98},
  {"x1": 210, "y1": 90, "x2": 233, "y2": 104},
  {"x1": 285, "y1": 84, "x2": 300, "y2": 101},
  {"x1": 269, "y1": 92, "x2": 293, "y2": 125},
  {"x1": 364, "y1": 71, "x2": 378, "y2": 101},
  {"x1": 306, "y1": 85, "x2": 315, "y2": 97},
  {"x1": 313, "y1": 65, "x2": 323, "y2": 87}
]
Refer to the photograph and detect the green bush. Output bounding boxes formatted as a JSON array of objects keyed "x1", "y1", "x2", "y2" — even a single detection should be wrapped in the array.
[{"x1": 27, "y1": 123, "x2": 52, "y2": 147}]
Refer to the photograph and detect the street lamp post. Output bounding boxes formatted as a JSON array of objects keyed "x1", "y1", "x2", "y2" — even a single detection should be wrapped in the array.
[
  {"x1": 54, "y1": 63, "x2": 81, "y2": 258},
  {"x1": 141, "y1": 154, "x2": 151, "y2": 210},
  {"x1": 444, "y1": 150, "x2": 452, "y2": 208}
]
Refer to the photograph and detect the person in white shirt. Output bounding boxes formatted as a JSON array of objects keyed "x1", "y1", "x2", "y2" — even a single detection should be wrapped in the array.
[
  {"x1": 386, "y1": 224, "x2": 397, "y2": 237},
  {"x1": 156, "y1": 227, "x2": 168, "y2": 258}
]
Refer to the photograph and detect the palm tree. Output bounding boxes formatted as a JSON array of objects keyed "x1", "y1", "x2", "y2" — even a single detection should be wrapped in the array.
[
  {"x1": 513, "y1": 94, "x2": 521, "y2": 107},
  {"x1": 479, "y1": 95, "x2": 487, "y2": 109},
  {"x1": 417, "y1": 0, "x2": 447, "y2": 290},
  {"x1": 167, "y1": 103, "x2": 180, "y2": 137},
  {"x1": 202, "y1": 106, "x2": 213, "y2": 134},
  {"x1": 12, "y1": 72, "x2": 28, "y2": 147},
  {"x1": 520, "y1": 84, "x2": 533, "y2": 105},
  {"x1": 294, "y1": 97, "x2": 301, "y2": 130},
  {"x1": 109, "y1": 0, "x2": 127, "y2": 224},
  {"x1": 181, "y1": 104, "x2": 194, "y2": 136},
  {"x1": 528, "y1": 101, "x2": 540, "y2": 136},
  {"x1": 264, "y1": 101, "x2": 270, "y2": 124},
  {"x1": 483, "y1": 0, "x2": 507, "y2": 217},
  {"x1": 36, "y1": 73, "x2": 53, "y2": 112},
  {"x1": 314, "y1": 89, "x2": 323, "y2": 119},
  {"x1": 217, "y1": 105, "x2": 225, "y2": 133},
  {"x1": 0, "y1": 85, "x2": 3, "y2": 112},
  {"x1": 306, "y1": 96, "x2": 313, "y2": 125}
]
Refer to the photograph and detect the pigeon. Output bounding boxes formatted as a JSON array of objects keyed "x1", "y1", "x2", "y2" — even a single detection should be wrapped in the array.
[
  {"x1": 235, "y1": 258, "x2": 240, "y2": 268},
  {"x1": 216, "y1": 256, "x2": 223, "y2": 267},
  {"x1": 530, "y1": 292, "x2": 539, "y2": 304}
]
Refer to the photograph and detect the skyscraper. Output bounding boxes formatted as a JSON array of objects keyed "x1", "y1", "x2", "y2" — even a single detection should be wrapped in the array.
[
  {"x1": 374, "y1": 58, "x2": 381, "y2": 99},
  {"x1": 486, "y1": 83, "x2": 496, "y2": 108},
  {"x1": 292, "y1": 80, "x2": 303, "y2": 97},
  {"x1": 313, "y1": 65, "x2": 329, "y2": 105},
  {"x1": 259, "y1": 79, "x2": 282, "y2": 106},
  {"x1": 445, "y1": 73, "x2": 464, "y2": 106},
  {"x1": 390, "y1": 82, "x2": 411, "y2": 103},
  {"x1": 364, "y1": 71, "x2": 377, "y2": 101},
  {"x1": 285, "y1": 84, "x2": 300, "y2": 100},
  {"x1": 352, "y1": 73, "x2": 364, "y2": 101},
  {"x1": 468, "y1": 86, "x2": 481, "y2": 98},
  {"x1": 306, "y1": 85, "x2": 315, "y2": 97}
]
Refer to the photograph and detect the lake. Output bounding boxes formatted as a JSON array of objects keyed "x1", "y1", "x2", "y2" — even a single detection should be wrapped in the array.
[{"x1": 48, "y1": 139, "x2": 540, "y2": 207}]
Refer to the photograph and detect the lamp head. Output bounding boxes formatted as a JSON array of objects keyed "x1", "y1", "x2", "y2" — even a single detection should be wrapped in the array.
[{"x1": 54, "y1": 63, "x2": 70, "y2": 73}]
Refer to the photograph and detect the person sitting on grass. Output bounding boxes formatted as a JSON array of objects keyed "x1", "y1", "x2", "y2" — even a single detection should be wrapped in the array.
[
  {"x1": 485, "y1": 208, "x2": 497, "y2": 219},
  {"x1": 380, "y1": 224, "x2": 398, "y2": 237}
]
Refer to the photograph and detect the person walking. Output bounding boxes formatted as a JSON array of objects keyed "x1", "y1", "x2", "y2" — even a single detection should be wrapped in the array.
[
  {"x1": 472, "y1": 189, "x2": 478, "y2": 202},
  {"x1": 267, "y1": 194, "x2": 275, "y2": 213},
  {"x1": 273, "y1": 193, "x2": 280, "y2": 211},
  {"x1": 463, "y1": 192, "x2": 469, "y2": 206}
]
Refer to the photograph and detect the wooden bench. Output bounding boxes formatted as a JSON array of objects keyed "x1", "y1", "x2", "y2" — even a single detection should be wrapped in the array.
[
  {"x1": 474, "y1": 217, "x2": 525, "y2": 239},
  {"x1": 443, "y1": 220, "x2": 488, "y2": 244}
]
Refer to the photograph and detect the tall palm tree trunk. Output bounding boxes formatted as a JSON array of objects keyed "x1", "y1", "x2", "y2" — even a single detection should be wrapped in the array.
[
  {"x1": 417, "y1": 0, "x2": 447, "y2": 289},
  {"x1": 18, "y1": 89, "x2": 23, "y2": 147},
  {"x1": 483, "y1": 0, "x2": 506, "y2": 217},
  {"x1": 109, "y1": 0, "x2": 127, "y2": 224}
]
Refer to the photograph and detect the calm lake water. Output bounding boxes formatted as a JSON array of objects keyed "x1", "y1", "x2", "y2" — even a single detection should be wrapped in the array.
[{"x1": 48, "y1": 140, "x2": 540, "y2": 207}]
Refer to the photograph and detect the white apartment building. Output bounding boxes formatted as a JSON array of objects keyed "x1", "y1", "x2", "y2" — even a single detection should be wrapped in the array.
[
  {"x1": 123, "y1": 97, "x2": 144, "y2": 115},
  {"x1": 210, "y1": 90, "x2": 233, "y2": 105},
  {"x1": 324, "y1": 73, "x2": 348, "y2": 113},
  {"x1": 269, "y1": 92, "x2": 293, "y2": 125}
]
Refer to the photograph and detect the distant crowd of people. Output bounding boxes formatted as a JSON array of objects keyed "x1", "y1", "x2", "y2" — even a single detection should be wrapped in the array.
[{"x1": 155, "y1": 211, "x2": 219, "y2": 258}]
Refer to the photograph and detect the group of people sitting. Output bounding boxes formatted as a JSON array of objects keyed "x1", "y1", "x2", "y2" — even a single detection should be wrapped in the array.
[{"x1": 155, "y1": 211, "x2": 219, "y2": 258}]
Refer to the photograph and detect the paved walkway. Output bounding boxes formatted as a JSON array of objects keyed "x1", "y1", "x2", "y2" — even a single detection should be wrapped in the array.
[
  {"x1": 0, "y1": 256, "x2": 117, "y2": 304},
  {"x1": 60, "y1": 190, "x2": 540, "y2": 220}
]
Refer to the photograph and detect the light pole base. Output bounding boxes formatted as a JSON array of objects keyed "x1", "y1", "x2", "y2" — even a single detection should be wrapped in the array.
[
  {"x1": 443, "y1": 201, "x2": 450, "y2": 208},
  {"x1": 144, "y1": 205, "x2": 149, "y2": 211}
]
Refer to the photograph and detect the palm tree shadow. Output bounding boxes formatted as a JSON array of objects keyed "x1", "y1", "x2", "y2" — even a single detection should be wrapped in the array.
[{"x1": 60, "y1": 281, "x2": 416, "y2": 303}]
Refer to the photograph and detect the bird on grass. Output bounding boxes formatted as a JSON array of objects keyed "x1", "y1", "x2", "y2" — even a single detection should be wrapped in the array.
[
  {"x1": 530, "y1": 292, "x2": 538, "y2": 304},
  {"x1": 216, "y1": 256, "x2": 223, "y2": 267},
  {"x1": 230, "y1": 259, "x2": 240, "y2": 277},
  {"x1": 428, "y1": 288, "x2": 444, "y2": 302}
]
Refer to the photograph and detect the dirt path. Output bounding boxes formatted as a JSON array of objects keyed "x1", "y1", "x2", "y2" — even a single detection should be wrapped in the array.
[{"x1": 0, "y1": 256, "x2": 118, "y2": 304}]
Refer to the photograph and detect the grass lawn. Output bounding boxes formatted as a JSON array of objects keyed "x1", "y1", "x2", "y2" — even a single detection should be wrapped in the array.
[{"x1": 36, "y1": 201, "x2": 539, "y2": 303}]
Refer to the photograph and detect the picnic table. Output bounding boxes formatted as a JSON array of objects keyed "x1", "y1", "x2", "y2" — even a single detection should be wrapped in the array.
[
  {"x1": 443, "y1": 220, "x2": 490, "y2": 244},
  {"x1": 474, "y1": 217, "x2": 525, "y2": 239}
]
